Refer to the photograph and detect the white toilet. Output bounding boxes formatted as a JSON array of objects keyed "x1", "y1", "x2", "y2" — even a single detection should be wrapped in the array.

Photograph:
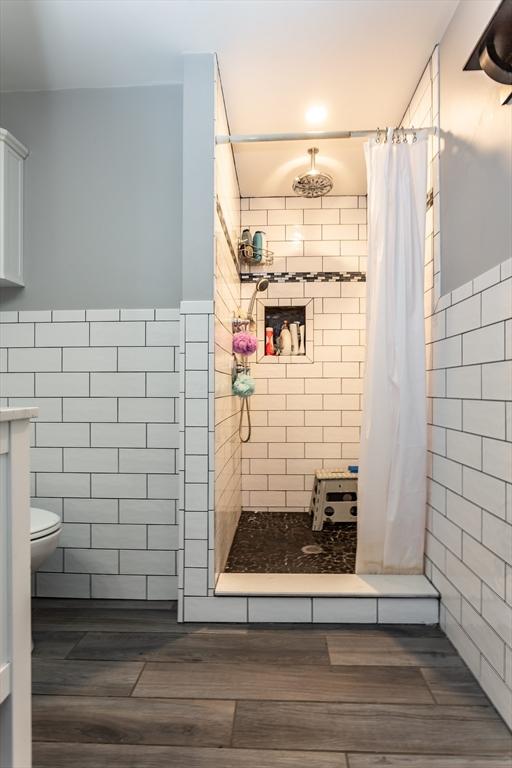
[{"x1": 30, "y1": 506, "x2": 62, "y2": 572}]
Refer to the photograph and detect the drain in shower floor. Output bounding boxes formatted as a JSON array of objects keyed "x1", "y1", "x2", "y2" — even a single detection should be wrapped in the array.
[{"x1": 301, "y1": 544, "x2": 324, "y2": 555}]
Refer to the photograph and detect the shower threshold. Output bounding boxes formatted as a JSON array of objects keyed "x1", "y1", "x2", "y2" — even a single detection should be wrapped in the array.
[{"x1": 215, "y1": 572, "x2": 438, "y2": 599}]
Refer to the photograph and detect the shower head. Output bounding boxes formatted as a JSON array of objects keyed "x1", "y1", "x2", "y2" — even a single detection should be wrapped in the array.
[
  {"x1": 292, "y1": 147, "x2": 333, "y2": 198},
  {"x1": 247, "y1": 278, "x2": 269, "y2": 323}
]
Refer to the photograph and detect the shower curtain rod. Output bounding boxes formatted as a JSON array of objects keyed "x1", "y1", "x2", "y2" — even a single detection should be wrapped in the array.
[{"x1": 215, "y1": 127, "x2": 436, "y2": 144}]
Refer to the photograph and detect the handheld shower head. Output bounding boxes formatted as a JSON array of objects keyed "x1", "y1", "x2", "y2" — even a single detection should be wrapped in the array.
[{"x1": 247, "y1": 278, "x2": 269, "y2": 323}]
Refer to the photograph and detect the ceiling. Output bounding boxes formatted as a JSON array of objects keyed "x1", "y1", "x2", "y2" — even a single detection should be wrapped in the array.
[{"x1": 0, "y1": 0, "x2": 460, "y2": 196}]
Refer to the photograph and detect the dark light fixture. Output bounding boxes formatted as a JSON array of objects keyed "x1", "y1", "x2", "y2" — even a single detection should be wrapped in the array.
[{"x1": 464, "y1": 0, "x2": 512, "y2": 92}]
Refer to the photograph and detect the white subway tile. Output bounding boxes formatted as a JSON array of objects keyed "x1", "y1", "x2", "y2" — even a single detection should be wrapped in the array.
[
  {"x1": 63, "y1": 397, "x2": 117, "y2": 422},
  {"x1": 433, "y1": 399, "x2": 462, "y2": 430},
  {"x1": 446, "y1": 551, "x2": 481, "y2": 611},
  {"x1": 147, "y1": 576, "x2": 178, "y2": 600},
  {"x1": 248, "y1": 597, "x2": 311, "y2": 622},
  {"x1": 120, "y1": 309, "x2": 154, "y2": 321},
  {"x1": 36, "y1": 422, "x2": 89, "y2": 447},
  {"x1": 451, "y1": 281, "x2": 473, "y2": 304},
  {"x1": 463, "y1": 466, "x2": 506, "y2": 520},
  {"x1": 52, "y1": 310, "x2": 86, "y2": 322},
  {"x1": 322, "y1": 224, "x2": 359, "y2": 240},
  {"x1": 36, "y1": 372, "x2": 89, "y2": 397},
  {"x1": 463, "y1": 532, "x2": 506, "y2": 598},
  {"x1": 0, "y1": 323, "x2": 34, "y2": 348},
  {"x1": 473, "y1": 265, "x2": 501, "y2": 294},
  {"x1": 91, "y1": 474, "x2": 147, "y2": 499},
  {"x1": 30, "y1": 447, "x2": 63, "y2": 472},
  {"x1": 64, "y1": 447, "x2": 118, "y2": 473},
  {"x1": 482, "y1": 584, "x2": 512, "y2": 645},
  {"x1": 63, "y1": 347, "x2": 117, "y2": 371},
  {"x1": 480, "y1": 656, "x2": 512, "y2": 729},
  {"x1": 36, "y1": 322, "x2": 89, "y2": 347},
  {"x1": 463, "y1": 323, "x2": 505, "y2": 365},
  {"x1": 481, "y1": 278, "x2": 512, "y2": 326},
  {"x1": 378, "y1": 598, "x2": 438, "y2": 624},
  {"x1": 146, "y1": 321, "x2": 179, "y2": 346},
  {"x1": 147, "y1": 372, "x2": 179, "y2": 397},
  {"x1": 36, "y1": 472, "x2": 90, "y2": 498},
  {"x1": 18, "y1": 310, "x2": 51, "y2": 323},
  {"x1": 1, "y1": 372, "x2": 34, "y2": 396},
  {"x1": 432, "y1": 454, "x2": 462, "y2": 494},
  {"x1": 312, "y1": 598, "x2": 377, "y2": 623},
  {"x1": 184, "y1": 567, "x2": 208, "y2": 595},
  {"x1": 64, "y1": 498, "x2": 118, "y2": 523},
  {"x1": 432, "y1": 336, "x2": 461, "y2": 369},
  {"x1": 65, "y1": 548, "x2": 118, "y2": 574},
  {"x1": 446, "y1": 490, "x2": 482, "y2": 540},
  {"x1": 91, "y1": 574, "x2": 146, "y2": 599},
  {"x1": 482, "y1": 361, "x2": 512, "y2": 400},
  {"x1": 119, "y1": 448, "x2": 174, "y2": 474},
  {"x1": 463, "y1": 400, "x2": 505, "y2": 439},
  {"x1": 90, "y1": 321, "x2": 145, "y2": 346},
  {"x1": 147, "y1": 473, "x2": 179, "y2": 499},
  {"x1": 461, "y1": 599, "x2": 504, "y2": 675},
  {"x1": 446, "y1": 429, "x2": 481, "y2": 469},
  {"x1": 118, "y1": 398, "x2": 174, "y2": 423},
  {"x1": 85, "y1": 309, "x2": 119, "y2": 321},
  {"x1": 147, "y1": 423, "x2": 179, "y2": 449},
  {"x1": 483, "y1": 438, "x2": 512, "y2": 483},
  {"x1": 117, "y1": 347, "x2": 174, "y2": 372},
  {"x1": 36, "y1": 573, "x2": 90, "y2": 598},
  {"x1": 446, "y1": 294, "x2": 481, "y2": 336},
  {"x1": 322, "y1": 196, "x2": 358, "y2": 209},
  {"x1": 120, "y1": 499, "x2": 175, "y2": 525},
  {"x1": 91, "y1": 423, "x2": 146, "y2": 448},
  {"x1": 120, "y1": 550, "x2": 173, "y2": 575},
  {"x1": 91, "y1": 523, "x2": 146, "y2": 549},
  {"x1": 482, "y1": 511, "x2": 512, "y2": 565},
  {"x1": 446, "y1": 365, "x2": 481, "y2": 399}
]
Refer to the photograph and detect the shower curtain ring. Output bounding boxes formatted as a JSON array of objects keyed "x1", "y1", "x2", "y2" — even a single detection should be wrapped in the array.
[{"x1": 376, "y1": 127, "x2": 381, "y2": 144}]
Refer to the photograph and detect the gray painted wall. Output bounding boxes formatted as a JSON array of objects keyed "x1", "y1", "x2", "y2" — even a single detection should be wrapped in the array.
[
  {"x1": 0, "y1": 85, "x2": 182, "y2": 310},
  {"x1": 440, "y1": 0, "x2": 511, "y2": 294}
]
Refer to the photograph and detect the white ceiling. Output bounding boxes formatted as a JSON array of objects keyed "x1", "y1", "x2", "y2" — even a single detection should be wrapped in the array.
[{"x1": 0, "y1": 0, "x2": 459, "y2": 196}]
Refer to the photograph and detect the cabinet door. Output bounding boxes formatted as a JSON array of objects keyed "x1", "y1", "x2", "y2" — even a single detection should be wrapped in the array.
[{"x1": 0, "y1": 143, "x2": 24, "y2": 286}]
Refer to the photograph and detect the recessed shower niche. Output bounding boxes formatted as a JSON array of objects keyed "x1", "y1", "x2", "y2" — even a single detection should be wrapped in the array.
[{"x1": 256, "y1": 297, "x2": 314, "y2": 362}]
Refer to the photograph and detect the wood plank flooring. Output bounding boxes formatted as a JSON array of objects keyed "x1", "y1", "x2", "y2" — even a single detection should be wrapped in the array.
[{"x1": 32, "y1": 598, "x2": 512, "y2": 767}]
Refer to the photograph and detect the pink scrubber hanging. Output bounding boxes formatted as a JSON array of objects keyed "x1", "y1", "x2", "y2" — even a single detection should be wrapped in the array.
[{"x1": 233, "y1": 331, "x2": 258, "y2": 356}]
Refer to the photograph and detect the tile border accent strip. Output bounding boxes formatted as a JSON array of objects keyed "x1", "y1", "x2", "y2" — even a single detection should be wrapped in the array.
[{"x1": 240, "y1": 271, "x2": 367, "y2": 284}]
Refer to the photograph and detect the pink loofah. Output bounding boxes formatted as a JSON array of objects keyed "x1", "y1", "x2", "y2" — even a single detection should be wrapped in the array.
[{"x1": 233, "y1": 331, "x2": 258, "y2": 356}]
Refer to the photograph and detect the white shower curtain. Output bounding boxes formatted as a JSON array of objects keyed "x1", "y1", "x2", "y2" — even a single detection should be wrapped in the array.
[{"x1": 356, "y1": 129, "x2": 428, "y2": 574}]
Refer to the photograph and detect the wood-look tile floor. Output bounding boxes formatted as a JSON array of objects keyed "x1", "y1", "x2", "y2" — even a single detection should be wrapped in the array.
[{"x1": 32, "y1": 599, "x2": 512, "y2": 768}]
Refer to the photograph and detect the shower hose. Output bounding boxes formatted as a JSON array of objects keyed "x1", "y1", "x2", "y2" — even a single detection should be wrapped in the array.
[{"x1": 239, "y1": 397, "x2": 252, "y2": 443}]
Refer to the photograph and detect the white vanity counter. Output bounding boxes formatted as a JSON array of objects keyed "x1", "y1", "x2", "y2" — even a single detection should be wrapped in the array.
[{"x1": 0, "y1": 407, "x2": 37, "y2": 768}]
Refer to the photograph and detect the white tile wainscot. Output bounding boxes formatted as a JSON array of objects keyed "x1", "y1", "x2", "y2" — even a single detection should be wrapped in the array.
[
  {"x1": 0, "y1": 407, "x2": 37, "y2": 768},
  {"x1": 0, "y1": 309, "x2": 180, "y2": 600},
  {"x1": 425, "y1": 257, "x2": 512, "y2": 729}
]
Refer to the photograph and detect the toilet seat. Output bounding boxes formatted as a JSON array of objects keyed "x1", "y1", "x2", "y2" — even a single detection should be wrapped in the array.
[{"x1": 30, "y1": 506, "x2": 62, "y2": 541}]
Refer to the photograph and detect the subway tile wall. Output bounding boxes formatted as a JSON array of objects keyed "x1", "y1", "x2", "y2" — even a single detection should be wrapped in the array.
[
  {"x1": 239, "y1": 195, "x2": 367, "y2": 510},
  {"x1": 0, "y1": 309, "x2": 180, "y2": 599},
  {"x1": 405, "y1": 46, "x2": 512, "y2": 728},
  {"x1": 425, "y1": 257, "x2": 512, "y2": 729}
]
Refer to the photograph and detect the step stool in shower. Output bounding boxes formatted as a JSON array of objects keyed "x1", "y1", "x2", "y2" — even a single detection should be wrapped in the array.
[{"x1": 310, "y1": 470, "x2": 358, "y2": 531}]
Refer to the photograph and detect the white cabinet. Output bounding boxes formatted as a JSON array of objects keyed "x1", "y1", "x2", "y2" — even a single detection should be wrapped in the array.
[{"x1": 0, "y1": 128, "x2": 28, "y2": 287}]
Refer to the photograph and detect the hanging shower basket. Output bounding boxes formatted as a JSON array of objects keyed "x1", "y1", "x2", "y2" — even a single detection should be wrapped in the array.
[{"x1": 238, "y1": 238, "x2": 274, "y2": 268}]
